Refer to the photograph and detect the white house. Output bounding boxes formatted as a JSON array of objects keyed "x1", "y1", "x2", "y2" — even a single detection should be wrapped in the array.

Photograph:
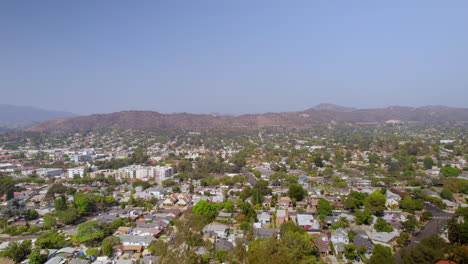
[{"x1": 331, "y1": 228, "x2": 349, "y2": 244}]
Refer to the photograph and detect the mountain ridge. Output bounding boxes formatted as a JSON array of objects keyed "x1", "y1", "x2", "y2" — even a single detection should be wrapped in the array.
[
  {"x1": 25, "y1": 104, "x2": 468, "y2": 133},
  {"x1": 0, "y1": 104, "x2": 77, "y2": 129}
]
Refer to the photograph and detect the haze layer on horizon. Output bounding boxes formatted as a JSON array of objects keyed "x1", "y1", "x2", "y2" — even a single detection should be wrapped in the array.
[{"x1": 1, "y1": 1, "x2": 467, "y2": 115}]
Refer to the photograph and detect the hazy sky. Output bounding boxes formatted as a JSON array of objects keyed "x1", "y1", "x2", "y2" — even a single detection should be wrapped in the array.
[{"x1": 1, "y1": 1, "x2": 467, "y2": 115}]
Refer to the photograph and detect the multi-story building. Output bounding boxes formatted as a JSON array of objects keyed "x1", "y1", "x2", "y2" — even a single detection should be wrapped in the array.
[{"x1": 118, "y1": 165, "x2": 174, "y2": 184}]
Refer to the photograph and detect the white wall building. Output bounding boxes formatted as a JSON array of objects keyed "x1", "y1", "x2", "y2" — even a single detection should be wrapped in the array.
[{"x1": 68, "y1": 167, "x2": 85, "y2": 178}]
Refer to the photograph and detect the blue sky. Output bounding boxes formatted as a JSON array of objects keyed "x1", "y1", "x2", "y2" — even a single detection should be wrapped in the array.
[{"x1": 1, "y1": 0, "x2": 467, "y2": 115}]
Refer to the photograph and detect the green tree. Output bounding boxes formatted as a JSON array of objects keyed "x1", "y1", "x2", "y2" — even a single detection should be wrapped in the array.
[
  {"x1": 28, "y1": 249, "x2": 48, "y2": 264},
  {"x1": 101, "y1": 236, "x2": 121, "y2": 257},
  {"x1": 343, "y1": 191, "x2": 368, "y2": 211},
  {"x1": 43, "y1": 213, "x2": 57, "y2": 229},
  {"x1": 35, "y1": 230, "x2": 71, "y2": 249},
  {"x1": 440, "y1": 189, "x2": 454, "y2": 201},
  {"x1": 456, "y1": 207, "x2": 468, "y2": 217},
  {"x1": 192, "y1": 200, "x2": 218, "y2": 221},
  {"x1": 367, "y1": 244, "x2": 396, "y2": 264},
  {"x1": 76, "y1": 220, "x2": 109, "y2": 246},
  {"x1": 344, "y1": 244, "x2": 357, "y2": 259},
  {"x1": 131, "y1": 147, "x2": 149, "y2": 164},
  {"x1": 400, "y1": 236, "x2": 448, "y2": 264},
  {"x1": 86, "y1": 248, "x2": 99, "y2": 257},
  {"x1": 402, "y1": 215, "x2": 418, "y2": 232},
  {"x1": 74, "y1": 193, "x2": 93, "y2": 214},
  {"x1": 56, "y1": 207, "x2": 80, "y2": 224},
  {"x1": 148, "y1": 239, "x2": 169, "y2": 256},
  {"x1": 423, "y1": 157, "x2": 434, "y2": 170},
  {"x1": 374, "y1": 217, "x2": 394, "y2": 232},
  {"x1": 334, "y1": 217, "x2": 350, "y2": 229},
  {"x1": 5, "y1": 189, "x2": 14, "y2": 201},
  {"x1": 317, "y1": 198, "x2": 333, "y2": 218},
  {"x1": 287, "y1": 184, "x2": 307, "y2": 201},
  {"x1": 441, "y1": 165, "x2": 461, "y2": 177},
  {"x1": 396, "y1": 232, "x2": 410, "y2": 246},
  {"x1": 364, "y1": 190, "x2": 386, "y2": 216},
  {"x1": 54, "y1": 195, "x2": 68, "y2": 211},
  {"x1": 420, "y1": 211, "x2": 433, "y2": 222},
  {"x1": 448, "y1": 217, "x2": 468, "y2": 244},
  {"x1": 0, "y1": 240, "x2": 32, "y2": 263},
  {"x1": 355, "y1": 209, "x2": 373, "y2": 225},
  {"x1": 399, "y1": 196, "x2": 423, "y2": 213},
  {"x1": 26, "y1": 209, "x2": 39, "y2": 220}
]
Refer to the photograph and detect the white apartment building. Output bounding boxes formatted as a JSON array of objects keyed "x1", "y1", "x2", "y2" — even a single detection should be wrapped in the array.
[
  {"x1": 68, "y1": 167, "x2": 85, "y2": 178},
  {"x1": 118, "y1": 165, "x2": 174, "y2": 184}
]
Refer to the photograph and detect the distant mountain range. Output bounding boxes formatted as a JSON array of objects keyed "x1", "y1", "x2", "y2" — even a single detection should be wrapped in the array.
[
  {"x1": 0, "y1": 104, "x2": 76, "y2": 129},
  {"x1": 25, "y1": 104, "x2": 468, "y2": 133}
]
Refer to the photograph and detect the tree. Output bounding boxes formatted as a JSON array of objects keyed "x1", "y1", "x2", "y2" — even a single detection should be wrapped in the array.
[
  {"x1": 26, "y1": 209, "x2": 39, "y2": 220},
  {"x1": 0, "y1": 240, "x2": 32, "y2": 263},
  {"x1": 287, "y1": 184, "x2": 307, "y2": 201},
  {"x1": 101, "y1": 236, "x2": 120, "y2": 257},
  {"x1": 343, "y1": 191, "x2": 367, "y2": 211},
  {"x1": 74, "y1": 193, "x2": 93, "y2": 215},
  {"x1": 399, "y1": 196, "x2": 423, "y2": 213},
  {"x1": 148, "y1": 239, "x2": 169, "y2": 256},
  {"x1": 348, "y1": 229, "x2": 356, "y2": 241},
  {"x1": 456, "y1": 207, "x2": 468, "y2": 217},
  {"x1": 172, "y1": 185, "x2": 181, "y2": 193},
  {"x1": 280, "y1": 221, "x2": 305, "y2": 235},
  {"x1": 334, "y1": 217, "x2": 350, "y2": 229},
  {"x1": 56, "y1": 207, "x2": 80, "y2": 224},
  {"x1": 441, "y1": 165, "x2": 461, "y2": 177},
  {"x1": 355, "y1": 209, "x2": 373, "y2": 225},
  {"x1": 86, "y1": 248, "x2": 99, "y2": 257},
  {"x1": 317, "y1": 198, "x2": 333, "y2": 218},
  {"x1": 420, "y1": 211, "x2": 433, "y2": 222},
  {"x1": 367, "y1": 244, "x2": 396, "y2": 264},
  {"x1": 76, "y1": 220, "x2": 109, "y2": 246},
  {"x1": 374, "y1": 217, "x2": 394, "y2": 232},
  {"x1": 6, "y1": 189, "x2": 14, "y2": 201},
  {"x1": 54, "y1": 195, "x2": 68, "y2": 211},
  {"x1": 402, "y1": 215, "x2": 418, "y2": 232},
  {"x1": 192, "y1": 200, "x2": 218, "y2": 221},
  {"x1": 43, "y1": 213, "x2": 56, "y2": 229},
  {"x1": 35, "y1": 230, "x2": 71, "y2": 249},
  {"x1": 400, "y1": 236, "x2": 448, "y2": 264},
  {"x1": 131, "y1": 147, "x2": 149, "y2": 164},
  {"x1": 396, "y1": 232, "x2": 410, "y2": 246},
  {"x1": 423, "y1": 157, "x2": 434, "y2": 170},
  {"x1": 440, "y1": 189, "x2": 454, "y2": 201},
  {"x1": 448, "y1": 217, "x2": 468, "y2": 244},
  {"x1": 343, "y1": 244, "x2": 357, "y2": 259},
  {"x1": 364, "y1": 190, "x2": 386, "y2": 216},
  {"x1": 28, "y1": 248, "x2": 48, "y2": 264},
  {"x1": 162, "y1": 179, "x2": 176, "y2": 187}
]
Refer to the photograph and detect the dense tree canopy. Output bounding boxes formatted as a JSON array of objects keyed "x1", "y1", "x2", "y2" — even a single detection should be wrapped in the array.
[
  {"x1": 364, "y1": 190, "x2": 386, "y2": 216},
  {"x1": 287, "y1": 184, "x2": 307, "y2": 201},
  {"x1": 317, "y1": 198, "x2": 333, "y2": 218}
]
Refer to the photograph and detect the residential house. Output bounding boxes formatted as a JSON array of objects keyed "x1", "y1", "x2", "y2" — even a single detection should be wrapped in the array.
[
  {"x1": 352, "y1": 234, "x2": 374, "y2": 255},
  {"x1": 257, "y1": 212, "x2": 271, "y2": 226},
  {"x1": 314, "y1": 239, "x2": 331, "y2": 258},
  {"x1": 119, "y1": 234, "x2": 156, "y2": 246},
  {"x1": 277, "y1": 197, "x2": 292, "y2": 208},
  {"x1": 203, "y1": 223, "x2": 228, "y2": 238},
  {"x1": 330, "y1": 228, "x2": 349, "y2": 254},
  {"x1": 254, "y1": 228, "x2": 277, "y2": 239},
  {"x1": 276, "y1": 209, "x2": 289, "y2": 226},
  {"x1": 297, "y1": 214, "x2": 320, "y2": 231}
]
